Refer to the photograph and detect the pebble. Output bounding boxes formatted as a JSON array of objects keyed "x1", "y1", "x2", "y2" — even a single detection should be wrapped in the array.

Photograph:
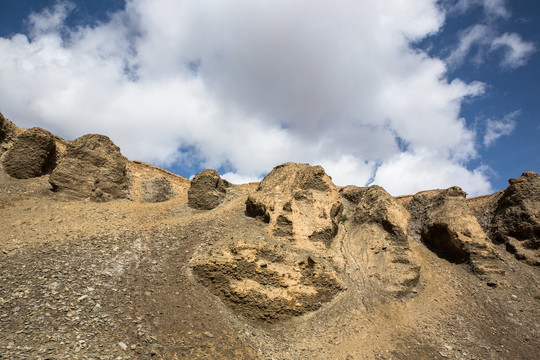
[{"x1": 118, "y1": 341, "x2": 128, "y2": 351}]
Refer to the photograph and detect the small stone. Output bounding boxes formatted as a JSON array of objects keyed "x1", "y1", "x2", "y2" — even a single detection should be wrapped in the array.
[
  {"x1": 204, "y1": 331, "x2": 214, "y2": 338},
  {"x1": 118, "y1": 341, "x2": 128, "y2": 351},
  {"x1": 77, "y1": 295, "x2": 88, "y2": 302}
]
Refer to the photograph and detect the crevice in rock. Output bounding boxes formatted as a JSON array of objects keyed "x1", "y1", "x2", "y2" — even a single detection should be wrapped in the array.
[{"x1": 421, "y1": 224, "x2": 470, "y2": 264}]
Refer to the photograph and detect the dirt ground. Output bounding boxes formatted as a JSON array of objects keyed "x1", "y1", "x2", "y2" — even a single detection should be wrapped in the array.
[{"x1": 1, "y1": 166, "x2": 539, "y2": 360}]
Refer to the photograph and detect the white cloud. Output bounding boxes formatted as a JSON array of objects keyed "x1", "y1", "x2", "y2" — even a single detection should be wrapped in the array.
[
  {"x1": 451, "y1": 0, "x2": 510, "y2": 19},
  {"x1": 447, "y1": 24, "x2": 492, "y2": 66},
  {"x1": 491, "y1": 33, "x2": 536, "y2": 69},
  {"x1": 221, "y1": 172, "x2": 262, "y2": 185},
  {"x1": 373, "y1": 150, "x2": 492, "y2": 196},
  {"x1": 446, "y1": 0, "x2": 535, "y2": 69},
  {"x1": 0, "y1": 0, "x2": 501, "y2": 195},
  {"x1": 483, "y1": 110, "x2": 519, "y2": 147}
]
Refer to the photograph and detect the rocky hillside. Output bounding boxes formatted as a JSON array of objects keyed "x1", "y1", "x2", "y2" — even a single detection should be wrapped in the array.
[{"x1": 1, "y1": 112, "x2": 539, "y2": 359}]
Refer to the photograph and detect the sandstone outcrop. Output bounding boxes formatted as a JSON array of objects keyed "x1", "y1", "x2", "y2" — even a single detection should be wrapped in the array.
[
  {"x1": 340, "y1": 185, "x2": 421, "y2": 299},
  {"x1": 407, "y1": 187, "x2": 504, "y2": 276},
  {"x1": 245, "y1": 163, "x2": 342, "y2": 249},
  {"x1": 490, "y1": 171, "x2": 540, "y2": 265},
  {"x1": 188, "y1": 169, "x2": 229, "y2": 210},
  {"x1": 49, "y1": 134, "x2": 130, "y2": 201},
  {"x1": 191, "y1": 238, "x2": 344, "y2": 323},
  {"x1": 141, "y1": 176, "x2": 175, "y2": 203},
  {"x1": 2, "y1": 127, "x2": 57, "y2": 179}
]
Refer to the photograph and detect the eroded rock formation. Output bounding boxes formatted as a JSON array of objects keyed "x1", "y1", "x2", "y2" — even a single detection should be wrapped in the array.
[
  {"x1": 470, "y1": 171, "x2": 540, "y2": 266},
  {"x1": 340, "y1": 185, "x2": 421, "y2": 299},
  {"x1": 49, "y1": 134, "x2": 130, "y2": 201},
  {"x1": 0, "y1": 113, "x2": 20, "y2": 156},
  {"x1": 188, "y1": 169, "x2": 230, "y2": 210},
  {"x1": 245, "y1": 163, "x2": 342, "y2": 249},
  {"x1": 2, "y1": 127, "x2": 57, "y2": 179},
  {"x1": 191, "y1": 238, "x2": 344, "y2": 323},
  {"x1": 407, "y1": 187, "x2": 504, "y2": 276}
]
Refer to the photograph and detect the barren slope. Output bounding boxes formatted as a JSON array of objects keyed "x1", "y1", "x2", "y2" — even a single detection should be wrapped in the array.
[{"x1": 1, "y1": 114, "x2": 539, "y2": 359}]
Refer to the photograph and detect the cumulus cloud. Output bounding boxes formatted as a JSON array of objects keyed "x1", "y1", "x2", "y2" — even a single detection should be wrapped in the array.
[
  {"x1": 0, "y1": 0, "x2": 515, "y2": 195},
  {"x1": 374, "y1": 150, "x2": 492, "y2": 196},
  {"x1": 483, "y1": 111, "x2": 519, "y2": 147}
]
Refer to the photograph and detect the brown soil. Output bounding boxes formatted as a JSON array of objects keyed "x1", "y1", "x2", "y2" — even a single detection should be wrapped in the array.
[{"x1": 1, "y1": 163, "x2": 540, "y2": 360}]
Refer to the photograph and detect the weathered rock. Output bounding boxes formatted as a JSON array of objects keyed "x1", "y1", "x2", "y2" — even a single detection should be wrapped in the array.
[
  {"x1": 407, "y1": 187, "x2": 504, "y2": 275},
  {"x1": 341, "y1": 185, "x2": 420, "y2": 299},
  {"x1": 245, "y1": 163, "x2": 342, "y2": 249},
  {"x1": 2, "y1": 127, "x2": 57, "y2": 179},
  {"x1": 49, "y1": 134, "x2": 129, "y2": 201},
  {"x1": 0, "y1": 113, "x2": 19, "y2": 155},
  {"x1": 188, "y1": 169, "x2": 229, "y2": 210},
  {"x1": 190, "y1": 238, "x2": 344, "y2": 323},
  {"x1": 141, "y1": 176, "x2": 175, "y2": 203},
  {"x1": 351, "y1": 185, "x2": 410, "y2": 240},
  {"x1": 491, "y1": 171, "x2": 540, "y2": 265}
]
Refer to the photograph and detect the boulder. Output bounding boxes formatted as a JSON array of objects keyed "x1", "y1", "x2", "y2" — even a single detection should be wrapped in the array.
[
  {"x1": 141, "y1": 176, "x2": 175, "y2": 203},
  {"x1": 49, "y1": 134, "x2": 129, "y2": 201},
  {"x1": 188, "y1": 169, "x2": 229, "y2": 210},
  {"x1": 245, "y1": 163, "x2": 342, "y2": 248},
  {"x1": 491, "y1": 171, "x2": 540, "y2": 265},
  {"x1": 2, "y1": 127, "x2": 56, "y2": 179}
]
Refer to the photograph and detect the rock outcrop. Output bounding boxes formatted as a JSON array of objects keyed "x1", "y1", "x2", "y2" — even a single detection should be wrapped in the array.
[
  {"x1": 490, "y1": 171, "x2": 540, "y2": 265},
  {"x1": 190, "y1": 238, "x2": 345, "y2": 323},
  {"x1": 188, "y1": 169, "x2": 229, "y2": 210},
  {"x1": 141, "y1": 176, "x2": 175, "y2": 203},
  {"x1": 340, "y1": 185, "x2": 421, "y2": 299},
  {"x1": 2, "y1": 127, "x2": 57, "y2": 179},
  {"x1": 49, "y1": 134, "x2": 130, "y2": 201},
  {"x1": 407, "y1": 187, "x2": 504, "y2": 276},
  {"x1": 245, "y1": 163, "x2": 342, "y2": 249},
  {"x1": 0, "y1": 113, "x2": 20, "y2": 156}
]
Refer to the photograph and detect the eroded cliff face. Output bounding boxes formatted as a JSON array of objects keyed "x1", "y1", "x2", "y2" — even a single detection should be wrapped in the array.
[{"x1": 1, "y1": 113, "x2": 539, "y2": 359}]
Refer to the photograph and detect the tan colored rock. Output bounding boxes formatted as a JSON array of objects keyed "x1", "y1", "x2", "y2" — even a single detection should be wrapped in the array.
[
  {"x1": 190, "y1": 238, "x2": 345, "y2": 323},
  {"x1": 245, "y1": 163, "x2": 342, "y2": 249},
  {"x1": 49, "y1": 134, "x2": 129, "y2": 201},
  {"x1": 407, "y1": 187, "x2": 504, "y2": 275},
  {"x1": 188, "y1": 169, "x2": 229, "y2": 210},
  {"x1": 341, "y1": 185, "x2": 420, "y2": 299},
  {"x1": 2, "y1": 127, "x2": 57, "y2": 179}
]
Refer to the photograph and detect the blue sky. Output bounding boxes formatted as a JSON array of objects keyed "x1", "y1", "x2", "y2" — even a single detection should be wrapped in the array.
[{"x1": 0, "y1": 0, "x2": 538, "y2": 195}]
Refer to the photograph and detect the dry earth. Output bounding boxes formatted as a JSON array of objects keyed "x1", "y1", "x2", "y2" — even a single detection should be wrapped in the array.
[{"x1": 1, "y1": 114, "x2": 539, "y2": 359}]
